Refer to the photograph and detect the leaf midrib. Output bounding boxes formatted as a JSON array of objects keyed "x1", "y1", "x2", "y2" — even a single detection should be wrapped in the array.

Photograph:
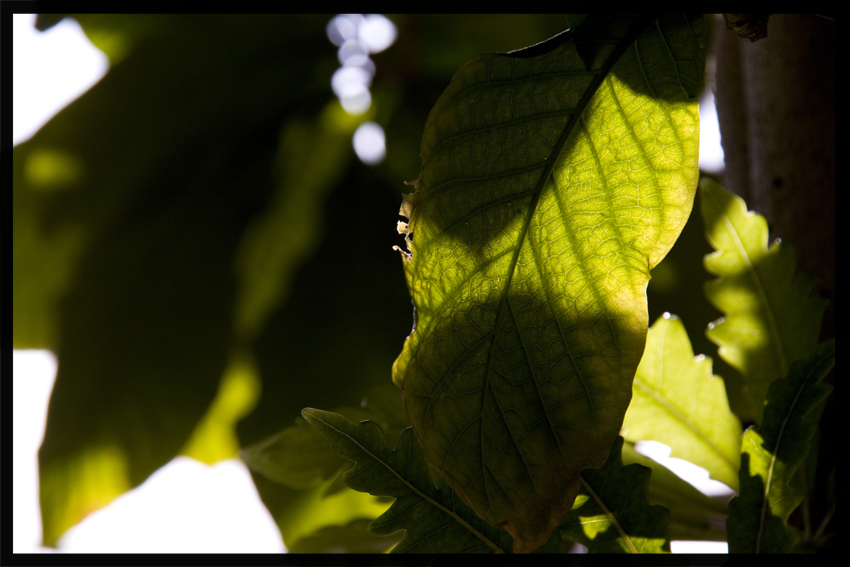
[
  {"x1": 581, "y1": 477, "x2": 639, "y2": 553},
  {"x1": 479, "y1": 14, "x2": 655, "y2": 501},
  {"x1": 708, "y1": 188, "x2": 788, "y2": 378},
  {"x1": 755, "y1": 349, "x2": 833, "y2": 553},
  {"x1": 305, "y1": 411, "x2": 505, "y2": 554}
]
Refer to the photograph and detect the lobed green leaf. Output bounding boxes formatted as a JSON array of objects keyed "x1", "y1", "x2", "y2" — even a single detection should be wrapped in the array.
[
  {"x1": 301, "y1": 408, "x2": 513, "y2": 553},
  {"x1": 727, "y1": 340, "x2": 834, "y2": 553},
  {"x1": 622, "y1": 314, "x2": 742, "y2": 489},
  {"x1": 699, "y1": 179, "x2": 828, "y2": 424},
  {"x1": 558, "y1": 437, "x2": 671, "y2": 553},
  {"x1": 240, "y1": 385, "x2": 408, "y2": 551}
]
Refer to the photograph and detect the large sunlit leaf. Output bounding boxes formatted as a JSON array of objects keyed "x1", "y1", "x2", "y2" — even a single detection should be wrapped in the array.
[
  {"x1": 392, "y1": 14, "x2": 705, "y2": 552},
  {"x1": 558, "y1": 437, "x2": 671, "y2": 553},
  {"x1": 301, "y1": 409, "x2": 513, "y2": 553},
  {"x1": 727, "y1": 340, "x2": 834, "y2": 553},
  {"x1": 699, "y1": 179, "x2": 828, "y2": 424},
  {"x1": 621, "y1": 313, "x2": 742, "y2": 489}
]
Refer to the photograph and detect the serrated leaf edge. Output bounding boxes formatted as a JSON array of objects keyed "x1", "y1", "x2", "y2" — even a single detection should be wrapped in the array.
[
  {"x1": 753, "y1": 344, "x2": 834, "y2": 552},
  {"x1": 302, "y1": 408, "x2": 504, "y2": 553},
  {"x1": 702, "y1": 181, "x2": 788, "y2": 376}
]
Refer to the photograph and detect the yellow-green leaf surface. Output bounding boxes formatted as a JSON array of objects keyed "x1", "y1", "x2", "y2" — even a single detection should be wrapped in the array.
[
  {"x1": 392, "y1": 14, "x2": 705, "y2": 552},
  {"x1": 700, "y1": 179, "x2": 828, "y2": 424},
  {"x1": 621, "y1": 314, "x2": 741, "y2": 489},
  {"x1": 727, "y1": 340, "x2": 834, "y2": 553}
]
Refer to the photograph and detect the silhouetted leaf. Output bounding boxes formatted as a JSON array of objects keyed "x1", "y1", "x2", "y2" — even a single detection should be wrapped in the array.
[
  {"x1": 302, "y1": 409, "x2": 513, "y2": 553},
  {"x1": 621, "y1": 442, "x2": 728, "y2": 542},
  {"x1": 240, "y1": 385, "x2": 407, "y2": 551},
  {"x1": 559, "y1": 437, "x2": 671, "y2": 553},
  {"x1": 727, "y1": 340, "x2": 834, "y2": 553}
]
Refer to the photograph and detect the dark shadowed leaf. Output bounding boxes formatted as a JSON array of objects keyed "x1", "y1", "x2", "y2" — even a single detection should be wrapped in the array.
[
  {"x1": 727, "y1": 340, "x2": 834, "y2": 553},
  {"x1": 559, "y1": 437, "x2": 670, "y2": 553},
  {"x1": 621, "y1": 441, "x2": 728, "y2": 542},
  {"x1": 240, "y1": 385, "x2": 408, "y2": 551},
  {"x1": 302, "y1": 409, "x2": 513, "y2": 553}
]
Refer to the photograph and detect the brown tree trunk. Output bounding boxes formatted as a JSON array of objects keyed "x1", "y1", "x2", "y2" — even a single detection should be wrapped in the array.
[
  {"x1": 712, "y1": 14, "x2": 834, "y2": 547},
  {"x1": 713, "y1": 13, "x2": 834, "y2": 342}
]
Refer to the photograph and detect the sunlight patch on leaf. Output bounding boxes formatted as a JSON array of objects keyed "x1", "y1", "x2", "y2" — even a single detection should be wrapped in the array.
[
  {"x1": 621, "y1": 314, "x2": 741, "y2": 489},
  {"x1": 699, "y1": 179, "x2": 828, "y2": 424}
]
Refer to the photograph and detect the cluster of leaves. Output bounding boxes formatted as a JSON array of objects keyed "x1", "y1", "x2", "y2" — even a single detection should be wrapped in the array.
[
  {"x1": 282, "y1": 179, "x2": 833, "y2": 554},
  {"x1": 248, "y1": 14, "x2": 834, "y2": 554},
  {"x1": 14, "y1": 13, "x2": 575, "y2": 552},
  {"x1": 14, "y1": 13, "x2": 833, "y2": 555}
]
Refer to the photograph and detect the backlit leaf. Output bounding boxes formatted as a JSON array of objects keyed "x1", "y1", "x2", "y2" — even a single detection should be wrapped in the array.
[
  {"x1": 622, "y1": 314, "x2": 741, "y2": 489},
  {"x1": 392, "y1": 14, "x2": 705, "y2": 552},
  {"x1": 727, "y1": 340, "x2": 834, "y2": 552},
  {"x1": 699, "y1": 179, "x2": 828, "y2": 424}
]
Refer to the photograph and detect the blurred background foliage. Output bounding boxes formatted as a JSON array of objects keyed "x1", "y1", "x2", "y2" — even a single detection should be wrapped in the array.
[{"x1": 14, "y1": 14, "x2": 727, "y2": 551}]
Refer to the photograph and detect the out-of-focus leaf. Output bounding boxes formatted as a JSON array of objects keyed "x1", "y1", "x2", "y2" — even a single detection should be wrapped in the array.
[
  {"x1": 392, "y1": 14, "x2": 705, "y2": 552},
  {"x1": 272, "y1": 475, "x2": 393, "y2": 552},
  {"x1": 302, "y1": 409, "x2": 513, "y2": 553},
  {"x1": 36, "y1": 14, "x2": 176, "y2": 64},
  {"x1": 234, "y1": 138, "x2": 416, "y2": 547},
  {"x1": 622, "y1": 441, "x2": 728, "y2": 542},
  {"x1": 233, "y1": 101, "x2": 367, "y2": 343},
  {"x1": 287, "y1": 519, "x2": 403, "y2": 554},
  {"x1": 558, "y1": 437, "x2": 671, "y2": 553},
  {"x1": 14, "y1": 14, "x2": 334, "y2": 351},
  {"x1": 180, "y1": 351, "x2": 261, "y2": 464},
  {"x1": 23, "y1": 15, "x2": 338, "y2": 546},
  {"x1": 622, "y1": 314, "x2": 742, "y2": 489},
  {"x1": 727, "y1": 340, "x2": 834, "y2": 553},
  {"x1": 699, "y1": 179, "x2": 828, "y2": 424}
]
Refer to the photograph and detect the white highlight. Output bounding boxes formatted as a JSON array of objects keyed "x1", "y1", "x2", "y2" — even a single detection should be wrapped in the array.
[
  {"x1": 635, "y1": 440, "x2": 736, "y2": 498},
  {"x1": 671, "y1": 540, "x2": 729, "y2": 553},
  {"x1": 353, "y1": 122, "x2": 386, "y2": 165},
  {"x1": 13, "y1": 348, "x2": 286, "y2": 553},
  {"x1": 357, "y1": 14, "x2": 398, "y2": 54},
  {"x1": 12, "y1": 14, "x2": 109, "y2": 146},
  {"x1": 699, "y1": 90, "x2": 725, "y2": 173}
]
